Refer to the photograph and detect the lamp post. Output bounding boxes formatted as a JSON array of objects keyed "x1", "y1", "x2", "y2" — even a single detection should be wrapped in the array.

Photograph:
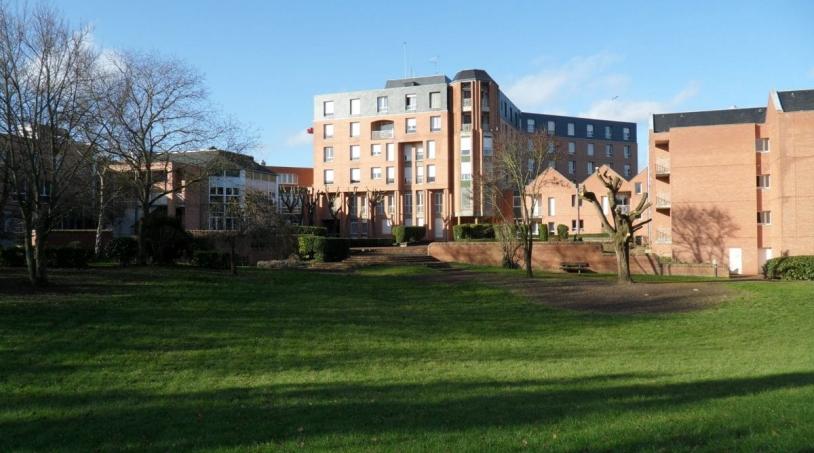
[{"x1": 575, "y1": 181, "x2": 581, "y2": 238}]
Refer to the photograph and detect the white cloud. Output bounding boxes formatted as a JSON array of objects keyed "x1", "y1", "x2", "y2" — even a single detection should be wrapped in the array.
[
  {"x1": 581, "y1": 81, "x2": 700, "y2": 123},
  {"x1": 505, "y1": 53, "x2": 623, "y2": 110},
  {"x1": 284, "y1": 129, "x2": 312, "y2": 147}
]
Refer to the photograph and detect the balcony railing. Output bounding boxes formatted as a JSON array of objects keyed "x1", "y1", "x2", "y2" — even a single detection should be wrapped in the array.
[
  {"x1": 371, "y1": 130, "x2": 394, "y2": 140},
  {"x1": 481, "y1": 97, "x2": 489, "y2": 111},
  {"x1": 461, "y1": 123, "x2": 472, "y2": 133},
  {"x1": 462, "y1": 98, "x2": 472, "y2": 110},
  {"x1": 617, "y1": 205, "x2": 630, "y2": 215},
  {"x1": 655, "y1": 228, "x2": 672, "y2": 244},
  {"x1": 655, "y1": 196, "x2": 671, "y2": 209},
  {"x1": 655, "y1": 160, "x2": 670, "y2": 177}
]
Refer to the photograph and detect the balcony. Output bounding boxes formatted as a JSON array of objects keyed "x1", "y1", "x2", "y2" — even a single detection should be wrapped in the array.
[
  {"x1": 371, "y1": 130, "x2": 394, "y2": 140},
  {"x1": 461, "y1": 123, "x2": 472, "y2": 134},
  {"x1": 655, "y1": 228, "x2": 672, "y2": 244},
  {"x1": 481, "y1": 97, "x2": 489, "y2": 111},
  {"x1": 655, "y1": 160, "x2": 670, "y2": 178},
  {"x1": 655, "y1": 195, "x2": 671, "y2": 210},
  {"x1": 462, "y1": 98, "x2": 472, "y2": 111},
  {"x1": 371, "y1": 120, "x2": 395, "y2": 140}
]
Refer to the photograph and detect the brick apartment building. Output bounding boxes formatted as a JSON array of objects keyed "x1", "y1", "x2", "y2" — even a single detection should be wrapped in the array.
[
  {"x1": 113, "y1": 149, "x2": 279, "y2": 235},
  {"x1": 311, "y1": 69, "x2": 638, "y2": 239},
  {"x1": 649, "y1": 89, "x2": 814, "y2": 275}
]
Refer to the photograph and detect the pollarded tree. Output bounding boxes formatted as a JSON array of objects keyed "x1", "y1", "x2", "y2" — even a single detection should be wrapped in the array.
[
  {"x1": 365, "y1": 188, "x2": 385, "y2": 237},
  {"x1": 579, "y1": 168, "x2": 651, "y2": 283}
]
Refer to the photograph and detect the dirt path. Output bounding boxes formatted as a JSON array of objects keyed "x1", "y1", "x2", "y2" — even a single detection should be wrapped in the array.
[{"x1": 414, "y1": 267, "x2": 735, "y2": 315}]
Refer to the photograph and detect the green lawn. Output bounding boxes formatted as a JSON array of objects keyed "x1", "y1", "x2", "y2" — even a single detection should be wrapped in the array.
[{"x1": 0, "y1": 265, "x2": 813, "y2": 451}]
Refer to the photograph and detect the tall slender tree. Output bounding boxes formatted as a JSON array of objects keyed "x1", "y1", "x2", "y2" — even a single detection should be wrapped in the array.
[{"x1": 0, "y1": 4, "x2": 98, "y2": 285}]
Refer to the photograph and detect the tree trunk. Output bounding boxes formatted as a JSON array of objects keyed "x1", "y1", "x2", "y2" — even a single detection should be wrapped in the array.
[
  {"x1": 137, "y1": 196, "x2": 149, "y2": 265},
  {"x1": 23, "y1": 227, "x2": 37, "y2": 285},
  {"x1": 523, "y1": 227, "x2": 534, "y2": 278},
  {"x1": 615, "y1": 237, "x2": 632, "y2": 284},
  {"x1": 34, "y1": 235, "x2": 48, "y2": 286},
  {"x1": 94, "y1": 173, "x2": 106, "y2": 258},
  {"x1": 230, "y1": 240, "x2": 237, "y2": 275}
]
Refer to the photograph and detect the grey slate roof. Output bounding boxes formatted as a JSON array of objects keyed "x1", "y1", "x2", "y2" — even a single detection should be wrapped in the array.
[
  {"x1": 170, "y1": 149, "x2": 272, "y2": 174},
  {"x1": 452, "y1": 69, "x2": 495, "y2": 83},
  {"x1": 652, "y1": 107, "x2": 766, "y2": 133},
  {"x1": 777, "y1": 89, "x2": 814, "y2": 112},
  {"x1": 384, "y1": 75, "x2": 449, "y2": 88}
]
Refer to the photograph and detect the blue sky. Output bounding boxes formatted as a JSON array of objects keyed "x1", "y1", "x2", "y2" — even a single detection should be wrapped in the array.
[{"x1": 56, "y1": 0, "x2": 813, "y2": 170}]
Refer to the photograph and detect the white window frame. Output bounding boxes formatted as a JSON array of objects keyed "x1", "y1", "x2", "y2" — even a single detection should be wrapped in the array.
[
  {"x1": 323, "y1": 169, "x2": 334, "y2": 184},
  {"x1": 406, "y1": 118, "x2": 417, "y2": 133},
  {"x1": 757, "y1": 174, "x2": 771, "y2": 189},
  {"x1": 386, "y1": 143, "x2": 395, "y2": 162},
  {"x1": 371, "y1": 167, "x2": 382, "y2": 180},
  {"x1": 323, "y1": 124, "x2": 334, "y2": 138},
  {"x1": 350, "y1": 98, "x2": 360, "y2": 116},
  {"x1": 429, "y1": 91, "x2": 441, "y2": 109},
  {"x1": 371, "y1": 144, "x2": 382, "y2": 156},
  {"x1": 405, "y1": 94, "x2": 417, "y2": 111},
  {"x1": 350, "y1": 122, "x2": 360, "y2": 138},
  {"x1": 350, "y1": 145, "x2": 360, "y2": 160},
  {"x1": 586, "y1": 124, "x2": 594, "y2": 138},
  {"x1": 427, "y1": 140, "x2": 436, "y2": 159},
  {"x1": 377, "y1": 96, "x2": 389, "y2": 113},
  {"x1": 323, "y1": 146, "x2": 334, "y2": 162},
  {"x1": 758, "y1": 210, "x2": 772, "y2": 225},
  {"x1": 350, "y1": 168, "x2": 361, "y2": 184},
  {"x1": 427, "y1": 164, "x2": 436, "y2": 183},
  {"x1": 323, "y1": 100, "x2": 334, "y2": 116},
  {"x1": 430, "y1": 116, "x2": 441, "y2": 132},
  {"x1": 567, "y1": 122, "x2": 575, "y2": 136}
]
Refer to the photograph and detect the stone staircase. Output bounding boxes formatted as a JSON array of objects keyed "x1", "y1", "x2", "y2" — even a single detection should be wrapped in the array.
[{"x1": 308, "y1": 245, "x2": 449, "y2": 272}]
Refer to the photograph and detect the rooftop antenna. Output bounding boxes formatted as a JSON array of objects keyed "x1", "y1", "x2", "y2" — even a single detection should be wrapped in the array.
[
  {"x1": 429, "y1": 55, "x2": 439, "y2": 74},
  {"x1": 402, "y1": 42, "x2": 408, "y2": 78}
]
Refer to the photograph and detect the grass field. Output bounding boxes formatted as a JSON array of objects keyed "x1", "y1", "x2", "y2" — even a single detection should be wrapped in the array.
[{"x1": 1, "y1": 265, "x2": 813, "y2": 451}]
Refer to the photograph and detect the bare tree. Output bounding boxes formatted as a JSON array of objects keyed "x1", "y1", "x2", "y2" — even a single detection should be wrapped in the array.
[
  {"x1": 213, "y1": 189, "x2": 284, "y2": 275},
  {"x1": 278, "y1": 185, "x2": 301, "y2": 223},
  {"x1": 483, "y1": 131, "x2": 559, "y2": 277},
  {"x1": 299, "y1": 187, "x2": 318, "y2": 226},
  {"x1": 90, "y1": 155, "x2": 129, "y2": 257},
  {"x1": 323, "y1": 188, "x2": 342, "y2": 235},
  {"x1": 580, "y1": 168, "x2": 651, "y2": 283},
  {"x1": 90, "y1": 50, "x2": 248, "y2": 264},
  {"x1": 0, "y1": 4, "x2": 99, "y2": 285}
]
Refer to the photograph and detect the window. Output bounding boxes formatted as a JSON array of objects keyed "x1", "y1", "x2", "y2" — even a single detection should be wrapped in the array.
[
  {"x1": 461, "y1": 162, "x2": 472, "y2": 180},
  {"x1": 571, "y1": 219, "x2": 585, "y2": 232},
  {"x1": 513, "y1": 191, "x2": 521, "y2": 217},
  {"x1": 416, "y1": 145, "x2": 425, "y2": 161},
  {"x1": 427, "y1": 140, "x2": 436, "y2": 159},
  {"x1": 587, "y1": 161, "x2": 595, "y2": 174},
  {"x1": 461, "y1": 187, "x2": 473, "y2": 210},
  {"x1": 623, "y1": 127, "x2": 631, "y2": 140},
  {"x1": 406, "y1": 118, "x2": 417, "y2": 133},
  {"x1": 568, "y1": 142, "x2": 575, "y2": 154},
  {"x1": 377, "y1": 96, "x2": 388, "y2": 113},
  {"x1": 416, "y1": 191, "x2": 425, "y2": 216},
  {"x1": 461, "y1": 136, "x2": 472, "y2": 155},
  {"x1": 371, "y1": 144, "x2": 382, "y2": 156},
  {"x1": 635, "y1": 182, "x2": 642, "y2": 194},
  {"x1": 571, "y1": 194, "x2": 583, "y2": 207},
  {"x1": 405, "y1": 94, "x2": 416, "y2": 111},
  {"x1": 605, "y1": 144, "x2": 613, "y2": 158},
  {"x1": 386, "y1": 167, "x2": 395, "y2": 184},
  {"x1": 548, "y1": 160, "x2": 555, "y2": 168},
  {"x1": 430, "y1": 116, "x2": 441, "y2": 131},
  {"x1": 350, "y1": 98, "x2": 360, "y2": 115},
  {"x1": 404, "y1": 166, "x2": 412, "y2": 183},
  {"x1": 547, "y1": 197, "x2": 556, "y2": 216},
  {"x1": 427, "y1": 165, "x2": 436, "y2": 183},
  {"x1": 323, "y1": 169, "x2": 334, "y2": 184},
  {"x1": 323, "y1": 124, "x2": 334, "y2": 138},
  {"x1": 547, "y1": 142, "x2": 555, "y2": 154},
  {"x1": 323, "y1": 100, "x2": 334, "y2": 116},
  {"x1": 527, "y1": 118, "x2": 535, "y2": 133},
  {"x1": 350, "y1": 122, "x2": 360, "y2": 137},
  {"x1": 350, "y1": 168, "x2": 361, "y2": 183},
  {"x1": 604, "y1": 125, "x2": 612, "y2": 139},
  {"x1": 483, "y1": 136, "x2": 493, "y2": 156},
  {"x1": 403, "y1": 193, "x2": 413, "y2": 215},
  {"x1": 386, "y1": 143, "x2": 395, "y2": 161},
  {"x1": 602, "y1": 196, "x2": 609, "y2": 214},
  {"x1": 756, "y1": 138, "x2": 770, "y2": 152},
  {"x1": 371, "y1": 167, "x2": 382, "y2": 180},
  {"x1": 587, "y1": 143, "x2": 594, "y2": 156},
  {"x1": 567, "y1": 122, "x2": 575, "y2": 136},
  {"x1": 416, "y1": 165, "x2": 424, "y2": 183},
  {"x1": 568, "y1": 160, "x2": 576, "y2": 174},
  {"x1": 757, "y1": 174, "x2": 771, "y2": 189},
  {"x1": 528, "y1": 158, "x2": 535, "y2": 172},
  {"x1": 433, "y1": 192, "x2": 443, "y2": 214},
  {"x1": 758, "y1": 211, "x2": 772, "y2": 225},
  {"x1": 624, "y1": 164, "x2": 631, "y2": 178},
  {"x1": 429, "y1": 91, "x2": 441, "y2": 109},
  {"x1": 586, "y1": 124, "x2": 594, "y2": 138},
  {"x1": 350, "y1": 145, "x2": 360, "y2": 160},
  {"x1": 547, "y1": 120, "x2": 555, "y2": 134},
  {"x1": 403, "y1": 145, "x2": 412, "y2": 162},
  {"x1": 323, "y1": 146, "x2": 334, "y2": 162},
  {"x1": 624, "y1": 145, "x2": 631, "y2": 159},
  {"x1": 387, "y1": 194, "x2": 395, "y2": 215}
]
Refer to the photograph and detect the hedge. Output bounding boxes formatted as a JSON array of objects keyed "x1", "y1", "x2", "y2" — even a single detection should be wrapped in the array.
[
  {"x1": 557, "y1": 224, "x2": 569, "y2": 240},
  {"x1": 293, "y1": 225, "x2": 328, "y2": 236},
  {"x1": 539, "y1": 226, "x2": 549, "y2": 241},
  {"x1": 106, "y1": 237, "x2": 138, "y2": 266},
  {"x1": 392, "y1": 225, "x2": 426, "y2": 244},
  {"x1": 298, "y1": 235, "x2": 350, "y2": 262},
  {"x1": 192, "y1": 250, "x2": 230, "y2": 269},
  {"x1": 1, "y1": 246, "x2": 25, "y2": 267},
  {"x1": 453, "y1": 223, "x2": 495, "y2": 241},
  {"x1": 46, "y1": 245, "x2": 93, "y2": 268},
  {"x1": 763, "y1": 256, "x2": 814, "y2": 280}
]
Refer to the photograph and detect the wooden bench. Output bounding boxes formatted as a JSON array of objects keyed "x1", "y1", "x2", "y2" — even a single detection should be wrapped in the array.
[{"x1": 560, "y1": 262, "x2": 590, "y2": 274}]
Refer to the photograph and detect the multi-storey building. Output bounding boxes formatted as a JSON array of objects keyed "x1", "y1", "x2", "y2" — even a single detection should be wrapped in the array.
[
  {"x1": 649, "y1": 89, "x2": 814, "y2": 275},
  {"x1": 311, "y1": 69, "x2": 638, "y2": 239},
  {"x1": 113, "y1": 149, "x2": 278, "y2": 235},
  {"x1": 266, "y1": 165, "x2": 314, "y2": 224}
]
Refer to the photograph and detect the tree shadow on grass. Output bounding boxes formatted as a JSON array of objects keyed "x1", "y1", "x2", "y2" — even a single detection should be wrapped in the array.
[{"x1": 2, "y1": 372, "x2": 813, "y2": 451}]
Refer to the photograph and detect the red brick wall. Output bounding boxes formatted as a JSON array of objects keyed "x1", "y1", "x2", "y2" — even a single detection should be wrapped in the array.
[
  {"x1": 46, "y1": 230, "x2": 112, "y2": 250},
  {"x1": 428, "y1": 241, "x2": 721, "y2": 277}
]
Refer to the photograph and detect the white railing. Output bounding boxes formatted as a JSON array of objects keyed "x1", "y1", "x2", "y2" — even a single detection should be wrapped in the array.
[
  {"x1": 462, "y1": 98, "x2": 472, "y2": 109},
  {"x1": 461, "y1": 124, "x2": 472, "y2": 133},
  {"x1": 371, "y1": 130, "x2": 394, "y2": 140},
  {"x1": 655, "y1": 228, "x2": 672, "y2": 244},
  {"x1": 617, "y1": 205, "x2": 630, "y2": 215},
  {"x1": 655, "y1": 159, "x2": 670, "y2": 176},
  {"x1": 656, "y1": 196, "x2": 671, "y2": 209}
]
